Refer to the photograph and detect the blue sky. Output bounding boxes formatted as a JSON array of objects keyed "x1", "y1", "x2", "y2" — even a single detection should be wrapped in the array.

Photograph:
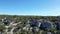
[{"x1": 0, "y1": 0, "x2": 60, "y2": 16}]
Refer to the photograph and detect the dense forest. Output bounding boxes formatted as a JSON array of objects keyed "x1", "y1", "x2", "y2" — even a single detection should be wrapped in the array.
[{"x1": 0, "y1": 15, "x2": 60, "y2": 34}]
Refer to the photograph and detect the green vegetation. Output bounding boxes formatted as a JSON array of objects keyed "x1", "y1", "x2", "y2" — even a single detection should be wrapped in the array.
[{"x1": 0, "y1": 15, "x2": 60, "y2": 34}]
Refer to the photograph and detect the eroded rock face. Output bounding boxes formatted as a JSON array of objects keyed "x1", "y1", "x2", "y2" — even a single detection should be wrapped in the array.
[
  {"x1": 56, "y1": 23, "x2": 60, "y2": 30},
  {"x1": 2, "y1": 19, "x2": 11, "y2": 25},
  {"x1": 40, "y1": 21, "x2": 52, "y2": 30},
  {"x1": 31, "y1": 21, "x2": 39, "y2": 27}
]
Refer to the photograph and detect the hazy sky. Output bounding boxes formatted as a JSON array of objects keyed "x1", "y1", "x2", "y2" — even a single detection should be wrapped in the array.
[{"x1": 0, "y1": 0, "x2": 60, "y2": 16}]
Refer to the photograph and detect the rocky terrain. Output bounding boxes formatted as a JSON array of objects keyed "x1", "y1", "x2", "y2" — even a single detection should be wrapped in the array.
[{"x1": 0, "y1": 15, "x2": 60, "y2": 34}]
